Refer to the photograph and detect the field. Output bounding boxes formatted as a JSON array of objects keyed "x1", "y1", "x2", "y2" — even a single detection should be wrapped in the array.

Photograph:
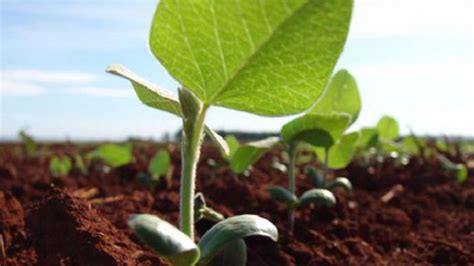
[{"x1": 2, "y1": 142, "x2": 473, "y2": 265}]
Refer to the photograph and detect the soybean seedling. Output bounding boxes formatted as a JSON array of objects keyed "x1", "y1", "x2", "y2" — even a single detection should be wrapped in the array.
[
  {"x1": 49, "y1": 156, "x2": 72, "y2": 177},
  {"x1": 107, "y1": 0, "x2": 353, "y2": 264},
  {"x1": 270, "y1": 70, "x2": 361, "y2": 235},
  {"x1": 18, "y1": 130, "x2": 36, "y2": 156},
  {"x1": 87, "y1": 143, "x2": 133, "y2": 169},
  {"x1": 137, "y1": 149, "x2": 173, "y2": 190},
  {"x1": 223, "y1": 135, "x2": 280, "y2": 174}
]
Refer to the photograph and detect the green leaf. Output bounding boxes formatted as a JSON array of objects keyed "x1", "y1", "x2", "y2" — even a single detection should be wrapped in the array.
[
  {"x1": 267, "y1": 186, "x2": 297, "y2": 204},
  {"x1": 209, "y1": 239, "x2": 247, "y2": 266},
  {"x1": 224, "y1": 135, "x2": 241, "y2": 160},
  {"x1": 326, "y1": 177, "x2": 352, "y2": 195},
  {"x1": 315, "y1": 131, "x2": 360, "y2": 169},
  {"x1": 150, "y1": 0, "x2": 353, "y2": 116},
  {"x1": 281, "y1": 113, "x2": 351, "y2": 148},
  {"x1": 402, "y1": 136, "x2": 420, "y2": 155},
  {"x1": 198, "y1": 215, "x2": 278, "y2": 265},
  {"x1": 454, "y1": 164, "x2": 468, "y2": 183},
  {"x1": 357, "y1": 127, "x2": 379, "y2": 148},
  {"x1": 376, "y1": 115, "x2": 399, "y2": 141},
  {"x1": 298, "y1": 188, "x2": 336, "y2": 208},
  {"x1": 308, "y1": 70, "x2": 361, "y2": 124},
  {"x1": 49, "y1": 156, "x2": 72, "y2": 177},
  {"x1": 19, "y1": 130, "x2": 36, "y2": 154},
  {"x1": 128, "y1": 214, "x2": 199, "y2": 266},
  {"x1": 74, "y1": 154, "x2": 88, "y2": 175},
  {"x1": 229, "y1": 137, "x2": 279, "y2": 174},
  {"x1": 106, "y1": 64, "x2": 229, "y2": 157},
  {"x1": 148, "y1": 149, "x2": 171, "y2": 180},
  {"x1": 94, "y1": 143, "x2": 132, "y2": 168}
]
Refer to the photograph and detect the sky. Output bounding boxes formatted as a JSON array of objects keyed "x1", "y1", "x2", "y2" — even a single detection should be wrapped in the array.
[{"x1": 1, "y1": 0, "x2": 473, "y2": 141}]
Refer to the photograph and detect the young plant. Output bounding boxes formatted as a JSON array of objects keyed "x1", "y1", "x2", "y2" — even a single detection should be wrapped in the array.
[
  {"x1": 88, "y1": 143, "x2": 133, "y2": 168},
  {"x1": 270, "y1": 70, "x2": 361, "y2": 234},
  {"x1": 49, "y1": 155, "x2": 72, "y2": 177},
  {"x1": 223, "y1": 135, "x2": 280, "y2": 174},
  {"x1": 18, "y1": 130, "x2": 36, "y2": 156},
  {"x1": 305, "y1": 166, "x2": 352, "y2": 195},
  {"x1": 137, "y1": 149, "x2": 173, "y2": 190},
  {"x1": 437, "y1": 154, "x2": 468, "y2": 183},
  {"x1": 107, "y1": 0, "x2": 353, "y2": 263}
]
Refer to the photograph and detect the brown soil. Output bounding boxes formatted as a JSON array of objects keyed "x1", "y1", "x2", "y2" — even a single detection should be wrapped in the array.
[{"x1": 1, "y1": 142, "x2": 473, "y2": 265}]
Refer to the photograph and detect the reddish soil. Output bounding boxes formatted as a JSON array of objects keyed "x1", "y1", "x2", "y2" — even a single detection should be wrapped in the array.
[{"x1": 1, "y1": 142, "x2": 473, "y2": 265}]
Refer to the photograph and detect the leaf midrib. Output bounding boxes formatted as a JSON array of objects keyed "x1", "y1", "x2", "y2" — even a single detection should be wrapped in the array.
[{"x1": 207, "y1": 0, "x2": 311, "y2": 104}]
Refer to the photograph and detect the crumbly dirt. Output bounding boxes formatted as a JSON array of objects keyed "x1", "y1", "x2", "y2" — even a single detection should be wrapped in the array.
[{"x1": 1, "y1": 142, "x2": 473, "y2": 265}]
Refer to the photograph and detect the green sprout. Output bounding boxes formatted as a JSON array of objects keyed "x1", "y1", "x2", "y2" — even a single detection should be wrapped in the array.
[
  {"x1": 137, "y1": 149, "x2": 173, "y2": 190},
  {"x1": 49, "y1": 155, "x2": 72, "y2": 177},
  {"x1": 88, "y1": 143, "x2": 133, "y2": 168},
  {"x1": 18, "y1": 130, "x2": 36, "y2": 156},
  {"x1": 270, "y1": 70, "x2": 360, "y2": 235},
  {"x1": 223, "y1": 135, "x2": 279, "y2": 174},
  {"x1": 437, "y1": 154, "x2": 468, "y2": 183},
  {"x1": 107, "y1": 0, "x2": 353, "y2": 264},
  {"x1": 73, "y1": 154, "x2": 88, "y2": 175}
]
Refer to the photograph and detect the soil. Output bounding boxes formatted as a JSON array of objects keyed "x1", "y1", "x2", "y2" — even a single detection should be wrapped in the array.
[{"x1": 1, "y1": 142, "x2": 473, "y2": 265}]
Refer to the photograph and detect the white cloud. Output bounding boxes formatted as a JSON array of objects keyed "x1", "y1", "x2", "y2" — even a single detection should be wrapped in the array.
[
  {"x1": 67, "y1": 87, "x2": 134, "y2": 98},
  {"x1": 2, "y1": 69, "x2": 99, "y2": 83},
  {"x1": 0, "y1": 80, "x2": 46, "y2": 96},
  {"x1": 351, "y1": 0, "x2": 473, "y2": 38}
]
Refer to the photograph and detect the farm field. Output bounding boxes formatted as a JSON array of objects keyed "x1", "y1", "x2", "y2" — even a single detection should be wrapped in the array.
[{"x1": 1, "y1": 142, "x2": 473, "y2": 265}]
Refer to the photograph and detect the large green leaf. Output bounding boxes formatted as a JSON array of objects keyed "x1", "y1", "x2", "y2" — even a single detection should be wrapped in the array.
[
  {"x1": 148, "y1": 149, "x2": 171, "y2": 180},
  {"x1": 198, "y1": 215, "x2": 278, "y2": 265},
  {"x1": 229, "y1": 137, "x2": 279, "y2": 174},
  {"x1": 315, "y1": 131, "x2": 360, "y2": 169},
  {"x1": 106, "y1": 64, "x2": 229, "y2": 156},
  {"x1": 280, "y1": 113, "x2": 350, "y2": 148},
  {"x1": 150, "y1": 0, "x2": 353, "y2": 116},
  {"x1": 128, "y1": 214, "x2": 199, "y2": 266},
  {"x1": 298, "y1": 188, "x2": 336, "y2": 208},
  {"x1": 308, "y1": 70, "x2": 361, "y2": 124},
  {"x1": 376, "y1": 115, "x2": 399, "y2": 141}
]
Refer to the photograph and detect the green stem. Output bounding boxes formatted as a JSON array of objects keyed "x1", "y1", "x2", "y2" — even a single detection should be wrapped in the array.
[
  {"x1": 180, "y1": 106, "x2": 208, "y2": 240},
  {"x1": 322, "y1": 147, "x2": 329, "y2": 186},
  {"x1": 287, "y1": 142, "x2": 297, "y2": 235}
]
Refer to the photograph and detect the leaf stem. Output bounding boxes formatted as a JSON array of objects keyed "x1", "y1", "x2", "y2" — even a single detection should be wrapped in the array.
[
  {"x1": 180, "y1": 105, "x2": 208, "y2": 240},
  {"x1": 322, "y1": 147, "x2": 329, "y2": 186},
  {"x1": 287, "y1": 142, "x2": 297, "y2": 235}
]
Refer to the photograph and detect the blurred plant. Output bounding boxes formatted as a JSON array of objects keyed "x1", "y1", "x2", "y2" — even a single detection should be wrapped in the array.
[
  {"x1": 49, "y1": 156, "x2": 72, "y2": 177},
  {"x1": 18, "y1": 130, "x2": 36, "y2": 156},
  {"x1": 88, "y1": 143, "x2": 133, "y2": 168}
]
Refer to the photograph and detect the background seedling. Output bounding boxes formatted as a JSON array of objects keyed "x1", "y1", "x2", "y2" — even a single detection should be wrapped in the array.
[
  {"x1": 88, "y1": 143, "x2": 133, "y2": 168},
  {"x1": 49, "y1": 155, "x2": 72, "y2": 177},
  {"x1": 106, "y1": 0, "x2": 354, "y2": 263},
  {"x1": 137, "y1": 149, "x2": 173, "y2": 191},
  {"x1": 18, "y1": 130, "x2": 36, "y2": 156}
]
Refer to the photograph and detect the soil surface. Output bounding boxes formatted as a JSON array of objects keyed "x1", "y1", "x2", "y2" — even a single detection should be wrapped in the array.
[{"x1": 1, "y1": 142, "x2": 473, "y2": 265}]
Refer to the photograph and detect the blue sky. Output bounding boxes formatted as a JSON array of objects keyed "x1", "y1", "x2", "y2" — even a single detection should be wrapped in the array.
[{"x1": 1, "y1": 0, "x2": 473, "y2": 141}]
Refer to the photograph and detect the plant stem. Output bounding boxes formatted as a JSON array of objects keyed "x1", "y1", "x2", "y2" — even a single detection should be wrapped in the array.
[
  {"x1": 180, "y1": 105, "x2": 208, "y2": 240},
  {"x1": 322, "y1": 147, "x2": 329, "y2": 186},
  {"x1": 287, "y1": 142, "x2": 297, "y2": 235}
]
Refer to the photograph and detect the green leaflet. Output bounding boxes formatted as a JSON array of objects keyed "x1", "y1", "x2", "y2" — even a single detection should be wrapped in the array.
[
  {"x1": 298, "y1": 188, "x2": 336, "y2": 208},
  {"x1": 326, "y1": 177, "x2": 352, "y2": 195},
  {"x1": 106, "y1": 64, "x2": 229, "y2": 157},
  {"x1": 376, "y1": 115, "x2": 399, "y2": 141},
  {"x1": 91, "y1": 143, "x2": 132, "y2": 168},
  {"x1": 128, "y1": 214, "x2": 199, "y2": 266},
  {"x1": 150, "y1": 0, "x2": 353, "y2": 116},
  {"x1": 19, "y1": 130, "x2": 36, "y2": 155},
  {"x1": 148, "y1": 149, "x2": 171, "y2": 180},
  {"x1": 308, "y1": 70, "x2": 361, "y2": 125},
  {"x1": 315, "y1": 131, "x2": 360, "y2": 169},
  {"x1": 229, "y1": 137, "x2": 280, "y2": 174},
  {"x1": 281, "y1": 113, "x2": 351, "y2": 148},
  {"x1": 49, "y1": 156, "x2": 72, "y2": 177},
  {"x1": 268, "y1": 186, "x2": 297, "y2": 204},
  {"x1": 357, "y1": 127, "x2": 379, "y2": 148},
  {"x1": 224, "y1": 135, "x2": 240, "y2": 160},
  {"x1": 198, "y1": 215, "x2": 278, "y2": 265},
  {"x1": 208, "y1": 239, "x2": 247, "y2": 266}
]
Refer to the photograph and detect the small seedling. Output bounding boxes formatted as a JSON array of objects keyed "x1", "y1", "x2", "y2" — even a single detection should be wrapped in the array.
[
  {"x1": 272, "y1": 70, "x2": 360, "y2": 235},
  {"x1": 107, "y1": 0, "x2": 353, "y2": 263},
  {"x1": 437, "y1": 154, "x2": 468, "y2": 183},
  {"x1": 18, "y1": 130, "x2": 36, "y2": 156},
  {"x1": 305, "y1": 166, "x2": 352, "y2": 195},
  {"x1": 49, "y1": 155, "x2": 72, "y2": 177},
  {"x1": 88, "y1": 143, "x2": 133, "y2": 168},
  {"x1": 74, "y1": 154, "x2": 88, "y2": 175},
  {"x1": 223, "y1": 135, "x2": 280, "y2": 174},
  {"x1": 137, "y1": 149, "x2": 173, "y2": 190}
]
